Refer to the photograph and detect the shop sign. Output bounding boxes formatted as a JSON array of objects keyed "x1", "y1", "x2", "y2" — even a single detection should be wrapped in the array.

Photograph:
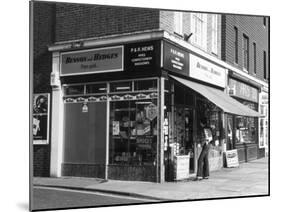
[
  {"x1": 225, "y1": 149, "x2": 239, "y2": 168},
  {"x1": 229, "y1": 78, "x2": 258, "y2": 103},
  {"x1": 163, "y1": 41, "x2": 189, "y2": 75},
  {"x1": 174, "y1": 155, "x2": 190, "y2": 180},
  {"x1": 145, "y1": 103, "x2": 158, "y2": 121},
  {"x1": 33, "y1": 93, "x2": 50, "y2": 144},
  {"x1": 189, "y1": 54, "x2": 226, "y2": 88},
  {"x1": 60, "y1": 46, "x2": 123, "y2": 76},
  {"x1": 125, "y1": 40, "x2": 160, "y2": 71}
]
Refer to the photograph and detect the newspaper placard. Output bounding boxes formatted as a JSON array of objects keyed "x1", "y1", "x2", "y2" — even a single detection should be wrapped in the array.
[{"x1": 225, "y1": 149, "x2": 239, "y2": 168}]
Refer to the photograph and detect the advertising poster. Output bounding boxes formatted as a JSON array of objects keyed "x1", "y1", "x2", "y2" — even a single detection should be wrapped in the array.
[{"x1": 33, "y1": 93, "x2": 50, "y2": 144}]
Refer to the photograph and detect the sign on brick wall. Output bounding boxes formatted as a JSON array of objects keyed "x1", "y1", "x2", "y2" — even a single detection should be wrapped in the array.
[
  {"x1": 61, "y1": 46, "x2": 124, "y2": 76},
  {"x1": 33, "y1": 93, "x2": 50, "y2": 145}
]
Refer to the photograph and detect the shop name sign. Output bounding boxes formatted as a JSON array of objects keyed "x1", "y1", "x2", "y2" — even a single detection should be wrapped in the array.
[
  {"x1": 189, "y1": 54, "x2": 226, "y2": 87},
  {"x1": 61, "y1": 46, "x2": 123, "y2": 76},
  {"x1": 163, "y1": 41, "x2": 189, "y2": 75},
  {"x1": 125, "y1": 41, "x2": 160, "y2": 70},
  {"x1": 229, "y1": 78, "x2": 258, "y2": 103}
]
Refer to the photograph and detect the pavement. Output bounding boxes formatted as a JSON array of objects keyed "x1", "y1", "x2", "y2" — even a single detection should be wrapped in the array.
[{"x1": 33, "y1": 157, "x2": 269, "y2": 201}]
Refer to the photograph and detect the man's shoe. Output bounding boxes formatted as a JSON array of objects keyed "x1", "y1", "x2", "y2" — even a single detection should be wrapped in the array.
[
  {"x1": 196, "y1": 177, "x2": 203, "y2": 181},
  {"x1": 203, "y1": 177, "x2": 209, "y2": 179}
]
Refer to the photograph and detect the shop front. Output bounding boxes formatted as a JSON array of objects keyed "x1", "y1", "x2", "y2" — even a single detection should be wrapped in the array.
[
  {"x1": 48, "y1": 32, "x2": 263, "y2": 182},
  {"x1": 226, "y1": 77, "x2": 261, "y2": 162}
]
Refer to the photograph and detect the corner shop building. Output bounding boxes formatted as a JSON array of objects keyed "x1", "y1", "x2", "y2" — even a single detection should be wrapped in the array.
[{"x1": 47, "y1": 30, "x2": 263, "y2": 183}]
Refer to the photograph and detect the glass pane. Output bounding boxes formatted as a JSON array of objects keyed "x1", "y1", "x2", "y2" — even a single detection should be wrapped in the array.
[
  {"x1": 235, "y1": 116, "x2": 257, "y2": 143},
  {"x1": 134, "y1": 79, "x2": 157, "y2": 91},
  {"x1": 109, "y1": 99, "x2": 157, "y2": 165},
  {"x1": 110, "y1": 81, "x2": 132, "y2": 92},
  {"x1": 64, "y1": 85, "x2": 84, "y2": 95},
  {"x1": 86, "y1": 83, "x2": 107, "y2": 94}
]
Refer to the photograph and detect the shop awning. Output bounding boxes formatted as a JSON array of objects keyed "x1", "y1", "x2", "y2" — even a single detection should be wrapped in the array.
[{"x1": 170, "y1": 75, "x2": 263, "y2": 117}]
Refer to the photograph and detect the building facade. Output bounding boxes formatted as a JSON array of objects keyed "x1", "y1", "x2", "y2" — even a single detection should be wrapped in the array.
[
  {"x1": 32, "y1": 2, "x2": 268, "y2": 182},
  {"x1": 221, "y1": 15, "x2": 269, "y2": 161}
]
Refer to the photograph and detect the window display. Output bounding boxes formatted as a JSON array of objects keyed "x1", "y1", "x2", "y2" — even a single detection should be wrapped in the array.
[
  {"x1": 109, "y1": 100, "x2": 158, "y2": 165},
  {"x1": 235, "y1": 101, "x2": 258, "y2": 144}
]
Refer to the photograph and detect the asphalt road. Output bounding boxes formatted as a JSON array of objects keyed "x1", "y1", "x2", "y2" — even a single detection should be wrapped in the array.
[{"x1": 32, "y1": 186, "x2": 149, "y2": 211}]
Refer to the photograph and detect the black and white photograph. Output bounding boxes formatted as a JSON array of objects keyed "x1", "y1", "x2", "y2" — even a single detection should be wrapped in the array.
[{"x1": 27, "y1": 0, "x2": 272, "y2": 211}]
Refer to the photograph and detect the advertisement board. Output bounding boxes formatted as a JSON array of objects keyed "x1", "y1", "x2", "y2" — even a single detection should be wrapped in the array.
[
  {"x1": 33, "y1": 93, "x2": 50, "y2": 144},
  {"x1": 174, "y1": 155, "x2": 190, "y2": 180},
  {"x1": 61, "y1": 46, "x2": 124, "y2": 76},
  {"x1": 225, "y1": 149, "x2": 239, "y2": 168},
  {"x1": 189, "y1": 54, "x2": 226, "y2": 87}
]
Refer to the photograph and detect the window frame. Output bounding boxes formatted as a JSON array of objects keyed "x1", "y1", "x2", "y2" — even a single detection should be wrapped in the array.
[
  {"x1": 211, "y1": 14, "x2": 218, "y2": 55},
  {"x1": 253, "y1": 42, "x2": 257, "y2": 74},
  {"x1": 263, "y1": 51, "x2": 267, "y2": 79},
  {"x1": 242, "y1": 34, "x2": 249, "y2": 71},
  {"x1": 174, "y1": 12, "x2": 183, "y2": 36},
  {"x1": 190, "y1": 13, "x2": 207, "y2": 51},
  {"x1": 234, "y1": 27, "x2": 238, "y2": 64}
]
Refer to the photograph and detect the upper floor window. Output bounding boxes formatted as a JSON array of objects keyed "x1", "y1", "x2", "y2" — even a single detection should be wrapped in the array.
[
  {"x1": 263, "y1": 17, "x2": 267, "y2": 27},
  {"x1": 263, "y1": 51, "x2": 267, "y2": 79},
  {"x1": 174, "y1": 12, "x2": 183, "y2": 35},
  {"x1": 242, "y1": 34, "x2": 249, "y2": 71},
  {"x1": 190, "y1": 13, "x2": 207, "y2": 51},
  {"x1": 253, "y1": 42, "x2": 257, "y2": 74},
  {"x1": 234, "y1": 27, "x2": 238, "y2": 64},
  {"x1": 211, "y1": 14, "x2": 218, "y2": 54}
]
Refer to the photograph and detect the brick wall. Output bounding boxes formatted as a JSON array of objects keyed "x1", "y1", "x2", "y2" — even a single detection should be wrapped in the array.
[
  {"x1": 160, "y1": 11, "x2": 222, "y2": 58},
  {"x1": 32, "y1": 1, "x2": 55, "y2": 177},
  {"x1": 221, "y1": 15, "x2": 269, "y2": 81},
  {"x1": 55, "y1": 3, "x2": 160, "y2": 42}
]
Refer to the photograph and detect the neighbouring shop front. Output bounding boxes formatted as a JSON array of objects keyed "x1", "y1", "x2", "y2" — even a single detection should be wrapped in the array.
[
  {"x1": 48, "y1": 34, "x2": 263, "y2": 182},
  {"x1": 226, "y1": 77, "x2": 262, "y2": 162}
]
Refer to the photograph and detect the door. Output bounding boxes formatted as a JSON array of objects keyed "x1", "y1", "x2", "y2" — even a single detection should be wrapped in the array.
[{"x1": 63, "y1": 102, "x2": 107, "y2": 177}]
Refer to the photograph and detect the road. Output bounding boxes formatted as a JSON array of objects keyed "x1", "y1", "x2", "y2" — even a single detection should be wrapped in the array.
[{"x1": 32, "y1": 186, "x2": 150, "y2": 211}]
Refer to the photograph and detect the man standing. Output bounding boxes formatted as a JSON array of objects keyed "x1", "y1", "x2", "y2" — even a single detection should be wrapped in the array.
[{"x1": 196, "y1": 118, "x2": 213, "y2": 180}]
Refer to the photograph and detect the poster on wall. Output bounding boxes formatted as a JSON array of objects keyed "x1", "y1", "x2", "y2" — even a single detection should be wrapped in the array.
[{"x1": 33, "y1": 93, "x2": 50, "y2": 144}]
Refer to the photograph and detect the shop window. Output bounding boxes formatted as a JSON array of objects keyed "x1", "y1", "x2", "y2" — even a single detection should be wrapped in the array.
[
  {"x1": 109, "y1": 99, "x2": 158, "y2": 166},
  {"x1": 235, "y1": 116, "x2": 257, "y2": 144},
  {"x1": 86, "y1": 83, "x2": 107, "y2": 94},
  {"x1": 110, "y1": 81, "x2": 132, "y2": 93},
  {"x1": 64, "y1": 85, "x2": 85, "y2": 95},
  {"x1": 134, "y1": 79, "x2": 157, "y2": 91}
]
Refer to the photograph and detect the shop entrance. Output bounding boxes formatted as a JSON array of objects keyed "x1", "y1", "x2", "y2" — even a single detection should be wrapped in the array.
[
  {"x1": 173, "y1": 105, "x2": 195, "y2": 173},
  {"x1": 164, "y1": 81, "x2": 196, "y2": 181}
]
